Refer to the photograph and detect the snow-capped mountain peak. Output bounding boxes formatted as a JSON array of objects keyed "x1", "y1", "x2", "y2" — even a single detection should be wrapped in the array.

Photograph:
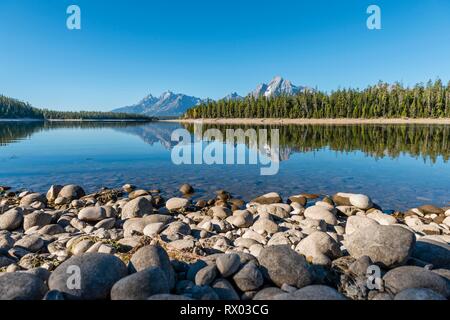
[{"x1": 252, "y1": 76, "x2": 304, "y2": 98}]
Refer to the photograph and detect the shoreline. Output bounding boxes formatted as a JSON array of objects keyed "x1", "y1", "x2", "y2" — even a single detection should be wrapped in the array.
[
  {"x1": 0, "y1": 118, "x2": 153, "y2": 123},
  {"x1": 161, "y1": 118, "x2": 450, "y2": 125},
  {"x1": 1, "y1": 183, "x2": 449, "y2": 300}
]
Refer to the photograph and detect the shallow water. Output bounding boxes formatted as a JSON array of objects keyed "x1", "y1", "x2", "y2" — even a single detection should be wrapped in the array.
[{"x1": 1, "y1": 121, "x2": 449, "y2": 210}]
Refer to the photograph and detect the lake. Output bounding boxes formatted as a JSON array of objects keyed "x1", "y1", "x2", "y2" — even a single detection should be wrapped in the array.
[{"x1": 1, "y1": 121, "x2": 450, "y2": 211}]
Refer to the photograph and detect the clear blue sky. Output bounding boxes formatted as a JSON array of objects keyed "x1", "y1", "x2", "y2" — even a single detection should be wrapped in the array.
[{"x1": 1, "y1": 0, "x2": 449, "y2": 111}]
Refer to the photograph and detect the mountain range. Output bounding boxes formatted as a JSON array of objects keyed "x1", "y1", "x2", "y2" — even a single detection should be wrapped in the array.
[{"x1": 112, "y1": 76, "x2": 305, "y2": 117}]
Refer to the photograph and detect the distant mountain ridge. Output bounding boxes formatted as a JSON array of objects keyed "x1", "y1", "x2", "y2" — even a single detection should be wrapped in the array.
[
  {"x1": 112, "y1": 76, "x2": 306, "y2": 116},
  {"x1": 113, "y1": 91, "x2": 203, "y2": 117}
]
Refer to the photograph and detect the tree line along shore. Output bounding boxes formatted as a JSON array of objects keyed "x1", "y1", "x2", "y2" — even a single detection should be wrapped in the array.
[
  {"x1": 0, "y1": 95, "x2": 153, "y2": 121},
  {"x1": 184, "y1": 79, "x2": 450, "y2": 120}
]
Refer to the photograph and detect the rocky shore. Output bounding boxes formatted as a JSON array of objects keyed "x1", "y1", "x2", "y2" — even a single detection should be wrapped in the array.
[{"x1": 0, "y1": 184, "x2": 449, "y2": 300}]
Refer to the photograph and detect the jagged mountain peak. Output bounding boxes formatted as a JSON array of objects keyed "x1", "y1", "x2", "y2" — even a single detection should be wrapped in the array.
[{"x1": 251, "y1": 76, "x2": 304, "y2": 98}]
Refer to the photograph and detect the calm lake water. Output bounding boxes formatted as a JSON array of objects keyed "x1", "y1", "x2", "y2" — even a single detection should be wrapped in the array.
[{"x1": 1, "y1": 121, "x2": 450, "y2": 210}]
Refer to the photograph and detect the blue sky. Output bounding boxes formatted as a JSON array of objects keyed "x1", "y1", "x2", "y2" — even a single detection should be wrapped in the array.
[{"x1": 1, "y1": 0, "x2": 449, "y2": 111}]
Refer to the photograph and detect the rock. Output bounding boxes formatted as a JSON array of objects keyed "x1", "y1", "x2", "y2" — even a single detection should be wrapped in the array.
[
  {"x1": 394, "y1": 288, "x2": 446, "y2": 300},
  {"x1": 383, "y1": 266, "x2": 450, "y2": 298},
  {"x1": 0, "y1": 208, "x2": 23, "y2": 231},
  {"x1": 162, "y1": 221, "x2": 191, "y2": 239},
  {"x1": 216, "y1": 253, "x2": 241, "y2": 277},
  {"x1": 179, "y1": 184, "x2": 194, "y2": 195},
  {"x1": 121, "y1": 197, "x2": 153, "y2": 220},
  {"x1": 256, "y1": 204, "x2": 289, "y2": 219},
  {"x1": 20, "y1": 193, "x2": 47, "y2": 206},
  {"x1": 46, "y1": 185, "x2": 63, "y2": 202},
  {"x1": 48, "y1": 252, "x2": 127, "y2": 299},
  {"x1": 14, "y1": 235, "x2": 44, "y2": 252},
  {"x1": 166, "y1": 197, "x2": 189, "y2": 211},
  {"x1": 71, "y1": 239, "x2": 95, "y2": 255},
  {"x1": 413, "y1": 224, "x2": 441, "y2": 235},
  {"x1": 148, "y1": 294, "x2": 193, "y2": 300},
  {"x1": 195, "y1": 265, "x2": 218, "y2": 286},
  {"x1": 78, "y1": 206, "x2": 106, "y2": 222},
  {"x1": 366, "y1": 211, "x2": 397, "y2": 225},
  {"x1": 94, "y1": 218, "x2": 116, "y2": 230},
  {"x1": 348, "y1": 194, "x2": 372, "y2": 210},
  {"x1": 304, "y1": 206, "x2": 337, "y2": 225},
  {"x1": 111, "y1": 267, "x2": 169, "y2": 300},
  {"x1": 278, "y1": 285, "x2": 347, "y2": 300},
  {"x1": 143, "y1": 222, "x2": 165, "y2": 236},
  {"x1": 258, "y1": 245, "x2": 313, "y2": 288},
  {"x1": 208, "y1": 206, "x2": 232, "y2": 220},
  {"x1": 122, "y1": 183, "x2": 136, "y2": 193},
  {"x1": 348, "y1": 256, "x2": 373, "y2": 277},
  {"x1": 187, "y1": 260, "x2": 208, "y2": 282},
  {"x1": 0, "y1": 256, "x2": 15, "y2": 268},
  {"x1": 412, "y1": 239, "x2": 450, "y2": 269},
  {"x1": 128, "y1": 189, "x2": 149, "y2": 199},
  {"x1": 336, "y1": 206, "x2": 362, "y2": 217},
  {"x1": 43, "y1": 290, "x2": 66, "y2": 300},
  {"x1": 129, "y1": 245, "x2": 175, "y2": 289},
  {"x1": 58, "y1": 185, "x2": 85, "y2": 200},
  {"x1": 332, "y1": 193, "x2": 352, "y2": 206},
  {"x1": 442, "y1": 216, "x2": 450, "y2": 227},
  {"x1": 288, "y1": 195, "x2": 307, "y2": 206},
  {"x1": 295, "y1": 231, "x2": 341, "y2": 266},
  {"x1": 419, "y1": 205, "x2": 444, "y2": 215},
  {"x1": 183, "y1": 285, "x2": 219, "y2": 300},
  {"x1": 250, "y1": 192, "x2": 282, "y2": 205},
  {"x1": 24, "y1": 211, "x2": 52, "y2": 230},
  {"x1": 253, "y1": 287, "x2": 285, "y2": 300},
  {"x1": 211, "y1": 278, "x2": 240, "y2": 300},
  {"x1": 345, "y1": 215, "x2": 379, "y2": 235},
  {"x1": 232, "y1": 262, "x2": 263, "y2": 292},
  {"x1": 252, "y1": 218, "x2": 279, "y2": 235},
  {"x1": 0, "y1": 272, "x2": 47, "y2": 300},
  {"x1": 167, "y1": 239, "x2": 195, "y2": 251},
  {"x1": 227, "y1": 210, "x2": 253, "y2": 228},
  {"x1": 344, "y1": 224, "x2": 415, "y2": 268}
]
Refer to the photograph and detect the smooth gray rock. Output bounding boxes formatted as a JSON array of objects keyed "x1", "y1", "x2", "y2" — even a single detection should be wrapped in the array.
[
  {"x1": 78, "y1": 207, "x2": 106, "y2": 222},
  {"x1": 0, "y1": 272, "x2": 47, "y2": 300},
  {"x1": 212, "y1": 278, "x2": 240, "y2": 300},
  {"x1": 0, "y1": 256, "x2": 15, "y2": 268},
  {"x1": 195, "y1": 265, "x2": 218, "y2": 286},
  {"x1": 216, "y1": 253, "x2": 241, "y2": 278},
  {"x1": 276, "y1": 285, "x2": 346, "y2": 300},
  {"x1": 23, "y1": 211, "x2": 52, "y2": 230},
  {"x1": 295, "y1": 231, "x2": 341, "y2": 266},
  {"x1": 43, "y1": 290, "x2": 66, "y2": 300},
  {"x1": 412, "y1": 239, "x2": 450, "y2": 269},
  {"x1": 344, "y1": 224, "x2": 415, "y2": 268},
  {"x1": 0, "y1": 208, "x2": 23, "y2": 231},
  {"x1": 383, "y1": 266, "x2": 450, "y2": 298},
  {"x1": 48, "y1": 252, "x2": 128, "y2": 300},
  {"x1": 183, "y1": 285, "x2": 219, "y2": 300},
  {"x1": 58, "y1": 185, "x2": 85, "y2": 200},
  {"x1": 111, "y1": 267, "x2": 169, "y2": 300},
  {"x1": 187, "y1": 260, "x2": 208, "y2": 282},
  {"x1": 128, "y1": 245, "x2": 175, "y2": 289},
  {"x1": 232, "y1": 262, "x2": 264, "y2": 292},
  {"x1": 20, "y1": 193, "x2": 47, "y2": 206},
  {"x1": 258, "y1": 245, "x2": 313, "y2": 288},
  {"x1": 394, "y1": 288, "x2": 446, "y2": 300},
  {"x1": 253, "y1": 287, "x2": 285, "y2": 300},
  {"x1": 14, "y1": 235, "x2": 44, "y2": 252},
  {"x1": 121, "y1": 197, "x2": 153, "y2": 220},
  {"x1": 148, "y1": 294, "x2": 193, "y2": 300},
  {"x1": 166, "y1": 197, "x2": 189, "y2": 211}
]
